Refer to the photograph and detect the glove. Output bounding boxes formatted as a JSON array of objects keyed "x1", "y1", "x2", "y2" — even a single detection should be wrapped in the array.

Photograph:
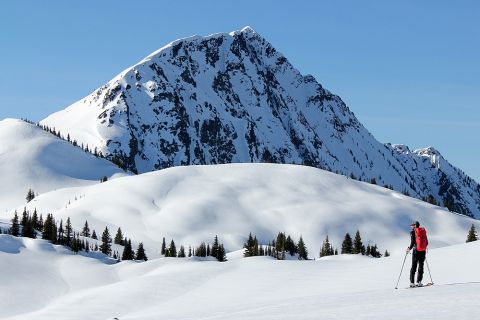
[{"x1": 406, "y1": 247, "x2": 411, "y2": 253}]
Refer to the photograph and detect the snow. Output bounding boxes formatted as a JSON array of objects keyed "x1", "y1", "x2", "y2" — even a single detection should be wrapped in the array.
[
  {"x1": 0, "y1": 119, "x2": 126, "y2": 212},
  {"x1": 6, "y1": 163, "x2": 479, "y2": 259},
  {"x1": 1, "y1": 234, "x2": 479, "y2": 320}
]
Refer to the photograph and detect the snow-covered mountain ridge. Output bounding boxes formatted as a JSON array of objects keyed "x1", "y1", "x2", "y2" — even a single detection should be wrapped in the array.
[{"x1": 41, "y1": 27, "x2": 480, "y2": 218}]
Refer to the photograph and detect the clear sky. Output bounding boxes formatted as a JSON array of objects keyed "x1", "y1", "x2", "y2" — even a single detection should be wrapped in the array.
[{"x1": 1, "y1": 1, "x2": 478, "y2": 182}]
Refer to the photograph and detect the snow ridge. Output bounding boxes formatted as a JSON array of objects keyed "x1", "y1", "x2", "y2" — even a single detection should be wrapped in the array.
[{"x1": 41, "y1": 27, "x2": 480, "y2": 218}]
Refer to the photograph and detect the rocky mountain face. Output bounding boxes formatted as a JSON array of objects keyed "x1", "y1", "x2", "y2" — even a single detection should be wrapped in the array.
[{"x1": 41, "y1": 27, "x2": 480, "y2": 218}]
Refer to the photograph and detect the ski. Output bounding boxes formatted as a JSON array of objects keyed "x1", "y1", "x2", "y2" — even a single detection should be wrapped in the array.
[{"x1": 405, "y1": 282, "x2": 434, "y2": 289}]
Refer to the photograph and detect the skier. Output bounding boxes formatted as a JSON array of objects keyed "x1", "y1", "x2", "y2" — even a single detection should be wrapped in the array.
[{"x1": 406, "y1": 221, "x2": 428, "y2": 287}]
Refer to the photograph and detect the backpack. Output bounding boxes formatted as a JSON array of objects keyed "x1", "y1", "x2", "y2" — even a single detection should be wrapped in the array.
[{"x1": 415, "y1": 227, "x2": 428, "y2": 251}]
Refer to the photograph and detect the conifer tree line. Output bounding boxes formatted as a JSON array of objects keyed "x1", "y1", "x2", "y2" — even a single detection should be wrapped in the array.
[
  {"x1": 243, "y1": 232, "x2": 308, "y2": 260},
  {"x1": 20, "y1": 118, "x2": 131, "y2": 173},
  {"x1": 7, "y1": 209, "x2": 148, "y2": 262},
  {"x1": 320, "y1": 230, "x2": 386, "y2": 258},
  {"x1": 160, "y1": 235, "x2": 227, "y2": 262}
]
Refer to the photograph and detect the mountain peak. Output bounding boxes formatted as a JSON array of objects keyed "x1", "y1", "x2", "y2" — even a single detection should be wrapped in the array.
[{"x1": 41, "y1": 28, "x2": 480, "y2": 218}]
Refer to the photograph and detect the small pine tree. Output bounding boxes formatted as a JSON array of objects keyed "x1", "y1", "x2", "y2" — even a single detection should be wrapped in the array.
[
  {"x1": 114, "y1": 227, "x2": 124, "y2": 245},
  {"x1": 217, "y1": 244, "x2": 227, "y2": 262},
  {"x1": 91, "y1": 230, "x2": 98, "y2": 240},
  {"x1": 26, "y1": 189, "x2": 35, "y2": 202},
  {"x1": 275, "y1": 232, "x2": 286, "y2": 260},
  {"x1": 353, "y1": 230, "x2": 363, "y2": 254},
  {"x1": 211, "y1": 235, "x2": 219, "y2": 258},
  {"x1": 188, "y1": 245, "x2": 192, "y2": 257},
  {"x1": 384, "y1": 250, "x2": 390, "y2": 257},
  {"x1": 81, "y1": 220, "x2": 90, "y2": 237},
  {"x1": 168, "y1": 239, "x2": 177, "y2": 257},
  {"x1": 65, "y1": 217, "x2": 73, "y2": 246},
  {"x1": 161, "y1": 237, "x2": 166, "y2": 255},
  {"x1": 297, "y1": 236, "x2": 308, "y2": 260},
  {"x1": 10, "y1": 211, "x2": 20, "y2": 236},
  {"x1": 135, "y1": 242, "x2": 148, "y2": 261},
  {"x1": 99, "y1": 226, "x2": 112, "y2": 255},
  {"x1": 466, "y1": 224, "x2": 478, "y2": 242},
  {"x1": 341, "y1": 233, "x2": 353, "y2": 254}
]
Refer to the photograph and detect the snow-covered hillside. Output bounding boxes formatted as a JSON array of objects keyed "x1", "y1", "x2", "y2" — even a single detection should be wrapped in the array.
[
  {"x1": 1, "y1": 234, "x2": 479, "y2": 320},
  {"x1": 0, "y1": 119, "x2": 126, "y2": 211},
  {"x1": 14, "y1": 164, "x2": 479, "y2": 257},
  {"x1": 40, "y1": 27, "x2": 480, "y2": 218}
]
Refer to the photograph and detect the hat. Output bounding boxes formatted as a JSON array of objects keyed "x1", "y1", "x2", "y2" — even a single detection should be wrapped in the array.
[{"x1": 410, "y1": 221, "x2": 420, "y2": 227}]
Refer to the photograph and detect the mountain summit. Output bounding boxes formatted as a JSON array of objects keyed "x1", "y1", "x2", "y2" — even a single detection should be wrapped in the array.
[{"x1": 41, "y1": 27, "x2": 480, "y2": 218}]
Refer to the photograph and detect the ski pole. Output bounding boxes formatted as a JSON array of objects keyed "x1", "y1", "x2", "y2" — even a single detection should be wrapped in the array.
[
  {"x1": 395, "y1": 251, "x2": 409, "y2": 289},
  {"x1": 425, "y1": 257, "x2": 434, "y2": 284}
]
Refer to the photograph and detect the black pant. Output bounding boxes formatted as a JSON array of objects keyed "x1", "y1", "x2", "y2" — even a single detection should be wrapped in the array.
[{"x1": 410, "y1": 250, "x2": 426, "y2": 283}]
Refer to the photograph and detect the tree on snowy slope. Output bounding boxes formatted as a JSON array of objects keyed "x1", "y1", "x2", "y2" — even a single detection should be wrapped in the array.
[
  {"x1": 114, "y1": 227, "x2": 124, "y2": 245},
  {"x1": 243, "y1": 232, "x2": 259, "y2": 257},
  {"x1": 319, "y1": 235, "x2": 333, "y2": 257},
  {"x1": 26, "y1": 188, "x2": 35, "y2": 202},
  {"x1": 285, "y1": 235, "x2": 297, "y2": 256},
  {"x1": 275, "y1": 232, "x2": 286, "y2": 260},
  {"x1": 297, "y1": 236, "x2": 308, "y2": 260},
  {"x1": 178, "y1": 245, "x2": 186, "y2": 258},
  {"x1": 341, "y1": 233, "x2": 353, "y2": 254},
  {"x1": 161, "y1": 237, "x2": 166, "y2": 255},
  {"x1": 121, "y1": 238, "x2": 134, "y2": 260},
  {"x1": 166, "y1": 239, "x2": 177, "y2": 257},
  {"x1": 353, "y1": 230, "x2": 363, "y2": 254},
  {"x1": 99, "y1": 226, "x2": 112, "y2": 255},
  {"x1": 81, "y1": 220, "x2": 90, "y2": 237},
  {"x1": 466, "y1": 224, "x2": 478, "y2": 242},
  {"x1": 135, "y1": 242, "x2": 148, "y2": 261},
  {"x1": 10, "y1": 211, "x2": 20, "y2": 236},
  {"x1": 91, "y1": 229, "x2": 98, "y2": 240}
]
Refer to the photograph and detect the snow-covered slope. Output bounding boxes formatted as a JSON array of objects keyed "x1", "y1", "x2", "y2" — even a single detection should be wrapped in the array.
[
  {"x1": 1, "y1": 234, "x2": 480, "y2": 320},
  {"x1": 40, "y1": 27, "x2": 480, "y2": 218},
  {"x1": 0, "y1": 119, "x2": 126, "y2": 211},
  {"x1": 15, "y1": 164, "x2": 479, "y2": 257}
]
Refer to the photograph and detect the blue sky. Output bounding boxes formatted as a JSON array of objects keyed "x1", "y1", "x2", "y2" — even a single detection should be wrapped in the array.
[{"x1": 1, "y1": 1, "x2": 478, "y2": 182}]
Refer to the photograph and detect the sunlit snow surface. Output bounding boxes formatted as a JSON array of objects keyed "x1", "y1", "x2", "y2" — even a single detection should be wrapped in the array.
[{"x1": 1, "y1": 235, "x2": 479, "y2": 320}]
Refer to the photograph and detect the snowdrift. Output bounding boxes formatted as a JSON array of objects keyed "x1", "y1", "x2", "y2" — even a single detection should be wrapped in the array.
[
  {"x1": 0, "y1": 119, "x2": 126, "y2": 211},
  {"x1": 11, "y1": 163, "x2": 480, "y2": 257},
  {"x1": 1, "y1": 234, "x2": 479, "y2": 320}
]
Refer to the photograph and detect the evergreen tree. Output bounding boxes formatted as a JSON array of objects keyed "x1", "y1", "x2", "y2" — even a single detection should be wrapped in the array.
[
  {"x1": 161, "y1": 237, "x2": 166, "y2": 255},
  {"x1": 384, "y1": 250, "x2": 390, "y2": 257},
  {"x1": 178, "y1": 245, "x2": 186, "y2": 258},
  {"x1": 26, "y1": 189, "x2": 35, "y2": 202},
  {"x1": 275, "y1": 232, "x2": 286, "y2": 260},
  {"x1": 81, "y1": 220, "x2": 90, "y2": 237},
  {"x1": 135, "y1": 242, "x2": 148, "y2": 261},
  {"x1": 10, "y1": 211, "x2": 20, "y2": 236},
  {"x1": 334, "y1": 248, "x2": 338, "y2": 255},
  {"x1": 168, "y1": 239, "x2": 177, "y2": 257},
  {"x1": 366, "y1": 244, "x2": 371, "y2": 256},
  {"x1": 99, "y1": 226, "x2": 112, "y2": 255},
  {"x1": 188, "y1": 246, "x2": 192, "y2": 257},
  {"x1": 65, "y1": 217, "x2": 73, "y2": 246},
  {"x1": 114, "y1": 227, "x2": 124, "y2": 245},
  {"x1": 243, "y1": 233, "x2": 258, "y2": 257},
  {"x1": 353, "y1": 230, "x2": 363, "y2": 254},
  {"x1": 57, "y1": 219, "x2": 65, "y2": 245},
  {"x1": 122, "y1": 239, "x2": 134, "y2": 260},
  {"x1": 31, "y1": 209, "x2": 38, "y2": 231},
  {"x1": 297, "y1": 236, "x2": 308, "y2": 260},
  {"x1": 91, "y1": 230, "x2": 98, "y2": 240},
  {"x1": 341, "y1": 233, "x2": 353, "y2": 254},
  {"x1": 217, "y1": 244, "x2": 227, "y2": 262},
  {"x1": 211, "y1": 235, "x2": 220, "y2": 258},
  {"x1": 37, "y1": 214, "x2": 44, "y2": 231},
  {"x1": 320, "y1": 235, "x2": 332, "y2": 257},
  {"x1": 285, "y1": 235, "x2": 297, "y2": 256},
  {"x1": 466, "y1": 224, "x2": 478, "y2": 242}
]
